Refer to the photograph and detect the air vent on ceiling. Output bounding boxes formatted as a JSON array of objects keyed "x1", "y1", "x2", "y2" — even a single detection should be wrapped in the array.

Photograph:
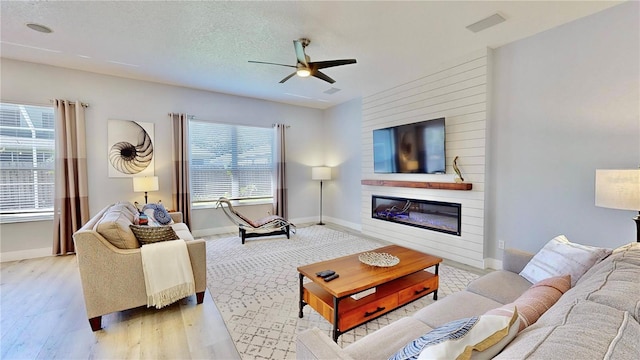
[
  {"x1": 323, "y1": 87, "x2": 341, "y2": 95},
  {"x1": 466, "y1": 13, "x2": 506, "y2": 33},
  {"x1": 26, "y1": 23, "x2": 53, "y2": 33}
]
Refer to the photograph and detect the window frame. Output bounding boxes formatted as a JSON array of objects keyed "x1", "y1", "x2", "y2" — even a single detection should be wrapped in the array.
[
  {"x1": 0, "y1": 102, "x2": 55, "y2": 224},
  {"x1": 189, "y1": 120, "x2": 275, "y2": 208}
]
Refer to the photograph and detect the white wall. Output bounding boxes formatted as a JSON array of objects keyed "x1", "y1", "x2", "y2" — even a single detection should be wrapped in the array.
[
  {"x1": 360, "y1": 49, "x2": 490, "y2": 269},
  {"x1": 322, "y1": 98, "x2": 363, "y2": 230},
  {"x1": 0, "y1": 59, "x2": 324, "y2": 257},
  {"x1": 487, "y1": 1, "x2": 639, "y2": 257}
]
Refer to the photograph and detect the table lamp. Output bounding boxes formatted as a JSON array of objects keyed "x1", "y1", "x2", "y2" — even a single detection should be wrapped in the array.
[
  {"x1": 133, "y1": 176, "x2": 159, "y2": 204},
  {"x1": 595, "y1": 169, "x2": 640, "y2": 242}
]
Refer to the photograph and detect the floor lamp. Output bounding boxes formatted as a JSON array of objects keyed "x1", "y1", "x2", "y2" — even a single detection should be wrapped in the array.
[
  {"x1": 595, "y1": 169, "x2": 640, "y2": 242},
  {"x1": 312, "y1": 167, "x2": 331, "y2": 225},
  {"x1": 133, "y1": 176, "x2": 159, "y2": 204}
]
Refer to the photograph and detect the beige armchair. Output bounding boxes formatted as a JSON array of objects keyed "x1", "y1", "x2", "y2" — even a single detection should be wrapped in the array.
[{"x1": 72, "y1": 203, "x2": 206, "y2": 331}]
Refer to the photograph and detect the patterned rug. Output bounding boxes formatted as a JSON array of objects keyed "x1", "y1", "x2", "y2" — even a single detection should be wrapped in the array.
[{"x1": 205, "y1": 225, "x2": 480, "y2": 360}]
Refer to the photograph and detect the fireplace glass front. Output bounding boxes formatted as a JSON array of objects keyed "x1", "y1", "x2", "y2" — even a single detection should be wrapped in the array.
[{"x1": 371, "y1": 195, "x2": 461, "y2": 236}]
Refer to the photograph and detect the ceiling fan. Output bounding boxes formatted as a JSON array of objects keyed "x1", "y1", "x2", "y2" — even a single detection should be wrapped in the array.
[{"x1": 249, "y1": 38, "x2": 357, "y2": 84}]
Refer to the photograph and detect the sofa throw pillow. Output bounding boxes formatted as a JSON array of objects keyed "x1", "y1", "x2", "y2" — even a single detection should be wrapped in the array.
[
  {"x1": 519, "y1": 235, "x2": 611, "y2": 287},
  {"x1": 129, "y1": 225, "x2": 179, "y2": 245},
  {"x1": 388, "y1": 310, "x2": 519, "y2": 360},
  {"x1": 485, "y1": 275, "x2": 571, "y2": 332},
  {"x1": 113, "y1": 201, "x2": 139, "y2": 217},
  {"x1": 96, "y1": 208, "x2": 140, "y2": 249},
  {"x1": 142, "y1": 203, "x2": 174, "y2": 225}
]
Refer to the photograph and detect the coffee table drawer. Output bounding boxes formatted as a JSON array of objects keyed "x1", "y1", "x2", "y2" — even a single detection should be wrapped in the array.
[
  {"x1": 398, "y1": 276, "x2": 438, "y2": 304},
  {"x1": 339, "y1": 295, "x2": 398, "y2": 330}
]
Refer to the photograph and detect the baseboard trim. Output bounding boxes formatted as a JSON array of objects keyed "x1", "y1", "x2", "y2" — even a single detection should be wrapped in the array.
[
  {"x1": 483, "y1": 257, "x2": 503, "y2": 270},
  {"x1": 191, "y1": 217, "x2": 359, "y2": 238},
  {"x1": 1, "y1": 247, "x2": 51, "y2": 262},
  {"x1": 322, "y1": 217, "x2": 361, "y2": 232},
  {"x1": 192, "y1": 225, "x2": 238, "y2": 238}
]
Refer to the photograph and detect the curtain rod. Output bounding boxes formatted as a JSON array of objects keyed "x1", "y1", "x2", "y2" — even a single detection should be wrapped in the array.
[
  {"x1": 272, "y1": 124, "x2": 291, "y2": 128},
  {"x1": 49, "y1": 99, "x2": 89, "y2": 107}
]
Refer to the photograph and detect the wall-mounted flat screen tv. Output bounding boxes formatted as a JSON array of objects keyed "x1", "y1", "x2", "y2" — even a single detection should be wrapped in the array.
[{"x1": 373, "y1": 117, "x2": 445, "y2": 174}]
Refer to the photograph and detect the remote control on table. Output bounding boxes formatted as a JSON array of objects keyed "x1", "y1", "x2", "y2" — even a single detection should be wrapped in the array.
[
  {"x1": 323, "y1": 273, "x2": 339, "y2": 282},
  {"x1": 316, "y1": 270, "x2": 335, "y2": 278}
]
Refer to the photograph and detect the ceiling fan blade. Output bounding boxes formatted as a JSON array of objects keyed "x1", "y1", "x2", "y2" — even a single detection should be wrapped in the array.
[
  {"x1": 293, "y1": 40, "x2": 308, "y2": 67},
  {"x1": 279, "y1": 72, "x2": 297, "y2": 83},
  {"x1": 312, "y1": 70, "x2": 335, "y2": 84},
  {"x1": 248, "y1": 60, "x2": 296, "y2": 68},
  {"x1": 311, "y1": 59, "x2": 357, "y2": 70}
]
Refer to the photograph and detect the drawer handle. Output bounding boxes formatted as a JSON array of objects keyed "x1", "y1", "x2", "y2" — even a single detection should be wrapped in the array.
[
  {"x1": 414, "y1": 287, "x2": 431, "y2": 295},
  {"x1": 364, "y1": 306, "x2": 386, "y2": 317}
]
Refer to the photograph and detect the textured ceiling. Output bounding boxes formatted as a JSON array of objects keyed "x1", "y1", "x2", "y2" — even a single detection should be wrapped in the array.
[{"x1": 0, "y1": 1, "x2": 622, "y2": 109}]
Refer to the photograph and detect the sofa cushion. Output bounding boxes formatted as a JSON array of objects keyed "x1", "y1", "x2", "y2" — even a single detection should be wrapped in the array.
[
  {"x1": 466, "y1": 270, "x2": 532, "y2": 304},
  {"x1": 389, "y1": 310, "x2": 519, "y2": 360},
  {"x1": 494, "y1": 300, "x2": 640, "y2": 359},
  {"x1": 519, "y1": 235, "x2": 611, "y2": 287},
  {"x1": 113, "y1": 201, "x2": 139, "y2": 217},
  {"x1": 485, "y1": 275, "x2": 571, "y2": 332},
  {"x1": 343, "y1": 317, "x2": 432, "y2": 360},
  {"x1": 171, "y1": 222, "x2": 195, "y2": 241},
  {"x1": 413, "y1": 291, "x2": 503, "y2": 329},
  {"x1": 95, "y1": 206, "x2": 139, "y2": 249},
  {"x1": 129, "y1": 225, "x2": 179, "y2": 245},
  {"x1": 552, "y1": 242, "x2": 640, "y2": 322}
]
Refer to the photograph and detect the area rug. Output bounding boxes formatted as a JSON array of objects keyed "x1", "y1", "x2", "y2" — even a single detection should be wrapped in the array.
[{"x1": 205, "y1": 225, "x2": 480, "y2": 360}]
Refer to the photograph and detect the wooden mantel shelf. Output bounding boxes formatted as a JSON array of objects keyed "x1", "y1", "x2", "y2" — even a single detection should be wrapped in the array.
[{"x1": 361, "y1": 179, "x2": 472, "y2": 191}]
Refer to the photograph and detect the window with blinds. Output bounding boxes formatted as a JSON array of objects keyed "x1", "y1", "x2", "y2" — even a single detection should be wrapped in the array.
[
  {"x1": 0, "y1": 102, "x2": 55, "y2": 222},
  {"x1": 190, "y1": 121, "x2": 274, "y2": 205}
]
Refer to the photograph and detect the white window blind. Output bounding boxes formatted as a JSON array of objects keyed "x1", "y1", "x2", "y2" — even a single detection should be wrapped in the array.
[
  {"x1": 0, "y1": 102, "x2": 55, "y2": 222},
  {"x1": 190, "y1": 121, "x2": 274, "y2": 204}
]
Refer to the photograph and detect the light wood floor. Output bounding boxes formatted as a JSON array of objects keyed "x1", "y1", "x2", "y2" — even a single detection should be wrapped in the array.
[{"x1": 0, "y1": 254, "x2": 241, "y2": 359}]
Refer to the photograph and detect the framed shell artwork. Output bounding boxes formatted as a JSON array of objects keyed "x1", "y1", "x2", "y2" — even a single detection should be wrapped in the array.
[{"x1": 107, "y1": 119, "x2": 155, "y2": 177}]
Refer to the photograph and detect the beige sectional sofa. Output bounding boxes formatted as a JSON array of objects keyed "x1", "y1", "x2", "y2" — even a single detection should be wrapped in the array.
[
  {"x1": 72, "y1": 202, "x2": 207, "y2": 331},
  {"x1": 297, "y1": 243, "x2": 640, "y2": 359}
]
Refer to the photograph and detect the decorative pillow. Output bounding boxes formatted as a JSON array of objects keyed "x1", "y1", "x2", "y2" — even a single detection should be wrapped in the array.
[
  {"x1": 485, "y1": 275, "x2": 571, "y2": 332},
  {"x1": 113, "y1": 201, "x2": 139, "y2": 217},
  {"x1": 95, "y1": 208, "x2": 139, "y2": 249},
  {"x1": 389, "y1": 310, "x2": 519, "y2": 360},
  {"x1": 142, "y1": 203, "x2": 174, "y2": 225},
  {"x1": 519, "y1": 235, "x2": 611, "y2": 287},
  {"x1": 129, "y1": 225, "x2": 179, "y2": 245}
]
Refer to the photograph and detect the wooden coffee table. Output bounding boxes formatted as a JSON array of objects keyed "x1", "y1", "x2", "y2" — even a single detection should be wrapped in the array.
[{"x1": 297, "y1": 245, "x2": 442, "y2": 341}]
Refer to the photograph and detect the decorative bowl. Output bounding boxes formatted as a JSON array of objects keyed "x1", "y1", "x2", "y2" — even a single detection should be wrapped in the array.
[{"x1": 358, "y1": 252, "x2": 400, "y2": 267}]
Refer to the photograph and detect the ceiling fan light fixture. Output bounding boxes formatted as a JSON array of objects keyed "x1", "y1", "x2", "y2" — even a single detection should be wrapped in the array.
[{"x1": 296, "y1": 68, "x2": 311, "y2": 77}]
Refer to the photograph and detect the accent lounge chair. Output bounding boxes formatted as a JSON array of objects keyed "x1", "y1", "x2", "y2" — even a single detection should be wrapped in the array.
[{"x1": 215, "y1": 197, "x2": 296, "y2": 244}]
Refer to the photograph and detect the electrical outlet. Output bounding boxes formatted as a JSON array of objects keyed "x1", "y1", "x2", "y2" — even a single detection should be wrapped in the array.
[{"x1": 498, "y1": 240, "x2": 505, "y2": 249}]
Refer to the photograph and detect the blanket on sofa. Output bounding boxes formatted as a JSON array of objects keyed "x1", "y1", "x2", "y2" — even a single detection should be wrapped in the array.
[{"x1": 141, "y1": 239, "x2": 195, "y2": 309}]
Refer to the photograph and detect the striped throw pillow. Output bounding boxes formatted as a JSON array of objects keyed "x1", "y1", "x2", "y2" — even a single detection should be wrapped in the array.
[
  {"x1": 389, "y1": 310, "x2": 519, "y2": 360},
  {"x1": 519, "y1": 235, "x2": 611, "y2": 287}
]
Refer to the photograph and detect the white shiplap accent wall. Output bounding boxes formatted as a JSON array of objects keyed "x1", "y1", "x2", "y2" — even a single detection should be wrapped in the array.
[{"x1": 361, "y1": 48, "x2": 489, "y2": 268}]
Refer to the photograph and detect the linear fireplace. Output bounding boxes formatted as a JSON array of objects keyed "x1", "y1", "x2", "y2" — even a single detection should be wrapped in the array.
[{"x1": 372, "y1": 195, "x2": 461, "y2": 236}]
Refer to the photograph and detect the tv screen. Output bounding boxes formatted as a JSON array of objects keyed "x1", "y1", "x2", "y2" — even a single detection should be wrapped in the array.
[{"x1": 373, "y1": 117, "x2": 445, "y2": 174}]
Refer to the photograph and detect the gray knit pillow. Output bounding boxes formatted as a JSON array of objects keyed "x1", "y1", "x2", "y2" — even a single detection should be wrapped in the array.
[{"x1": 129, "y1": 225, "x2": 179, "y2": 245}]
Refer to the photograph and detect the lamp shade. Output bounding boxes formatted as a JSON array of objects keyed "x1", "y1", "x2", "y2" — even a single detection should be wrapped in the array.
[
  {"x1": 312, "y1": 166, "x2": 331, "y2": 181},
  {"x1": 595, "y1": 169, "x2": 640, "y2": 211},
  {"x1": 133, "y1": 176, "x2": 159, "y2": 192}
]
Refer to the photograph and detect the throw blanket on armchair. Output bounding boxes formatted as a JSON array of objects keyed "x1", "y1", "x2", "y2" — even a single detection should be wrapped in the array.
[{"x1": 141, "y1": 239, "x2": 195, "y2": 309}]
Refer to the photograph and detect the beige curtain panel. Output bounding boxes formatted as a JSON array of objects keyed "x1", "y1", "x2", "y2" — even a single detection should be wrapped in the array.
[
  {"x1": 273, "y1": 124, "x2": 288, "y2": 219},
  {"x1": 170, "y1": 113, "x2": 192, "y2": 228},
  {"x1": 53, "y1": 100, "x2": 90, "y2": 255}
]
